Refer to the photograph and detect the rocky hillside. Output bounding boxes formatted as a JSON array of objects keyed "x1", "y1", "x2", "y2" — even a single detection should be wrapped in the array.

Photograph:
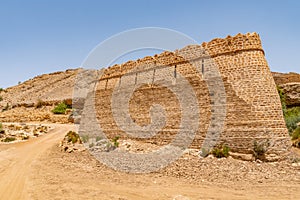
[
  {"x1": 0, "y1": 69, "x2": 79, "y2": 123},
  {"x1": 0, "y1": 69, "x2": 78, "y2": 107},
  {"x1": 272, "y1": 72, "x2": 300, "y2": 107}
]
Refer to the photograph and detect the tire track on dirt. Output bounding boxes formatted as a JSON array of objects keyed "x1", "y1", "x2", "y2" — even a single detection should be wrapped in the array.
[{"x1": 0, "y1": 124, "x2": 74, "y2": 200}]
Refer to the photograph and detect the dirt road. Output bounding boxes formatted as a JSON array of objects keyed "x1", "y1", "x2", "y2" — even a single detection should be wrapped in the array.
[
  {"x1": 0, "y1": 124, "x2": 74, "y2": 200},
  {"x1": 0, "y1": 124, "x2": 299, "y2": 200}
]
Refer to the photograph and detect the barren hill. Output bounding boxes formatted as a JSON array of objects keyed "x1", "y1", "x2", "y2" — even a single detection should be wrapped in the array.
[
  {"x1": 0, "y1": 69, "x2": 78, "y2": 107},
  {"x1": 0, "y1": 69, "x2": 79, "y2": 123}
]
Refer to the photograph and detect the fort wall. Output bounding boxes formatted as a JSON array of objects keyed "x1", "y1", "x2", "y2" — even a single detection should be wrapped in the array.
[{"x1": 92, "y1": 33, "x2": 290, "y2": 155}]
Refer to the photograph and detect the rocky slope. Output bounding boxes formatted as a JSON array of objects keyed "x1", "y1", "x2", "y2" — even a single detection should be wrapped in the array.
[
  {"x1": 0, "y1": 69, "x2": 78, "y2": 107},
  {"x1": 0, "y1": 69, "x2": 79, "y2": 123},
  {"x1": 272, "y1": 72, "x2": 300, "y2": 107}
]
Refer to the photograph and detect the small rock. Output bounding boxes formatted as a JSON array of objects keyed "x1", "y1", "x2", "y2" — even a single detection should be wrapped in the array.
[
  {"x1": 229, "y1": 152, "x2": 254, "y2": 161},
  {"x1": 265, "y1": 154, "x2": 281, "y2": 162},
  {"x1": 256, "y1": 159, "x2": 263, "y2": 163},
  {"x1": 292, "y1": 163, "x2": 300, "y2": 167}
]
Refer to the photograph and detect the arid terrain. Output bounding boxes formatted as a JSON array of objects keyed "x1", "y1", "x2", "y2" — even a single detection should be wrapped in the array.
[
  {"x1": 0, "y1": 69, "x2": 299, "y2": 199},
  {"x1": 0, "y1": 123, "x2": 299, "y2": 200}
]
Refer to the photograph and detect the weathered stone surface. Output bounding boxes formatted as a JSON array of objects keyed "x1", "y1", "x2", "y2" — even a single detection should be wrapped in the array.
[
  {"x1": 264, "y1": 153, "x2": 281, "y2": 162},
  {"x1": 280, "y1": 83, "x2": 300, "y2": 106},
  {"x1": 272, "y1": 71, "x2": 300, "y2": 107},
  {"x1": 90, "y1": 32, "x2": 289, "y2": 156},
  {"x1": 229, "y1": 152, "x2": 255, "y2": 161},
  {"x1": 272, "y1": 72, "x2": 300, "y2": 85}
]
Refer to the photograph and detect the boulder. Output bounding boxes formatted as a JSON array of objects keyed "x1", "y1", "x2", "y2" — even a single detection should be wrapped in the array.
[{"x1": 280, "y1": 83, "x2": 300, "y2": 107}]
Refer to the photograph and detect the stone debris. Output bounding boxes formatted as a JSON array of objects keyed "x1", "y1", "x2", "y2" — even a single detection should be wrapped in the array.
[
  {"x1": 59, "y1": 131, "x2": 85, "y2": 153},
  {"x1": 0, "y1": 123, "x2": 51, "y2": 143}
]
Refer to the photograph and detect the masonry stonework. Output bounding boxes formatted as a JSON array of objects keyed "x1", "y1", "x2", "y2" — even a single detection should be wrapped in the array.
[{"x1": 93, "y1": 33, "x2": 290, "y2": 155}]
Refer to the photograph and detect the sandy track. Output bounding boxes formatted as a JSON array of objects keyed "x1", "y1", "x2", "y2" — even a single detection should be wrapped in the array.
[
  {"x1": 0, "y1": 124, "x2": 299, "y2": 199},
  {"x1": 0, "y1": 124, "x2": 74, "y2": 200}
]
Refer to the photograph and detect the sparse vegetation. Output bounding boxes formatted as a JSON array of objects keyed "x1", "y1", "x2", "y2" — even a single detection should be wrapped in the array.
[
  {"x1": 66, "y1": 131, "x2": 81, "y2": 144},
  {"x1": 210, "y1": 144, "x2": 230, "y2": 158},
  {"x1": 96, "y1": 136, "x2": 102, "y2": 142},
  {"x1": 253, "y1": 140, "x2": 270, "y2": 159},
  {"x1": 284, "y1": 107, "x2": 300, "y2": 134},
  {"x1": 0, "y1": 123, "x2": 4, "y2": 134},
  {"x1": 0, "y1": 88, "x2": 3, "y2": 92},
  {"x1": 292, "y1": 127, "x2": 300, "y2": 148},
  {"x1": 0, "y1": 96, "x2": 3, "y2": 101},
  {"x1": 277, "y1": 86, "x2": 287, "y2": 111},
  {"x1": 2, "y1": 137, "x2": 16, "y2": 142},
  {"x1": 111, "y1": 136, "x2": 120, "y2": 147},
  {"x1": 81, "y1": 135, "x2": 89, "y2": 143},
  {"x1": 277, "y1": 87, "x2": 300, "y2": 134},
  {"x1": 52, "y1": 102, "x2": 68, "y2": 114},
  {"x1": 292, "y1": 127, "x2": 300, "y2": 140}
]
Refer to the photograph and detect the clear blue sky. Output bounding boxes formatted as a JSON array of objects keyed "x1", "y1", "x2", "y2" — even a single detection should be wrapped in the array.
[{"x1": 0, "y1": 0, "x2": 299, "y2": 88}]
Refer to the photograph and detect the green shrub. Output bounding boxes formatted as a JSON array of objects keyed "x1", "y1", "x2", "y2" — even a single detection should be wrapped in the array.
[
  {"x1": 2, "y1": 137, "x2": 16, "y2": 142},
  {"x1": 0, "y1": 88, "x2": 3, "y2": 92},
  {"x1": 52, "y1": 102, "x2": 68, "y2": 114},
  {"x1": 211, "y1": 145, "x2": 230, "y2": 158},
  {"x1": 292, "y1": 127, "x2": 300, "y2": 140},
  {"x1": 0, "y1": 96, "x2": 3, "y2": 101},
  {"x1": 66, "y1": 131, "x2": 81, "y2": 144},
  {"x1": 111, "y1": 136, "x2": 120, "y2": 147},
  {"x1": 277, "y1": 87, "x2": 300, "y2": 134},
  {"x1": 284, "y1": 107, "x2": 300, "y2": 134},
  {"x1": 277, "y1": 86, "x2": 287, "y2": 112}
]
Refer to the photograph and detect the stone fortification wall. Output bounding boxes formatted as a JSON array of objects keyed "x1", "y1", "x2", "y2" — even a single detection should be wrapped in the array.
[{"x1": 92, "y1": 33, "x2": 289, "y2": 155}]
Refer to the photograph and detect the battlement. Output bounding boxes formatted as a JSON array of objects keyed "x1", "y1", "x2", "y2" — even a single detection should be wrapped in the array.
[{"x1": 202, "y1": 32, "x2": 264, "y2": 57}]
